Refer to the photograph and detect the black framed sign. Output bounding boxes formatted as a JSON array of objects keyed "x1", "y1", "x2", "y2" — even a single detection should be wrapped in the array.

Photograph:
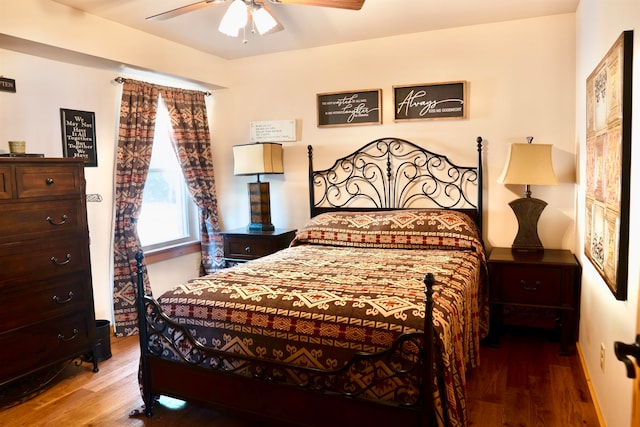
[
  {"x1": 317, "y1": 89, "x2": 382, "y2": 127},
  {"x1": 393, "y1": 81, "x2": 467, "y2": 121},
  {"x1": 60, "y1": 109, "x2": 98, "y2": 167}
]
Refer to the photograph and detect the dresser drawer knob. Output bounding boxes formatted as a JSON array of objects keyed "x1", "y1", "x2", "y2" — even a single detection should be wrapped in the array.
[
  {"x1": 244, "y1": 246, "x2": 252, "y2": 254},
  {"x1": 57, "y1": 328, "x2": 79, "y2": 342},
  {"x1": 45, "y1": 178, "x2": 55, "y2": 185},
  {"x1": 47, "y1": 215, "x2": 69, "y2": 226},
  {"x1": 520, "y1": 280, "x2": 540, "y2": 292},
  {"x1": 53, "y1": 291, "x2": 74, "y2": 304},
  {"x1": 51, "y1": 254, "x2": 72, "y2": 265}
]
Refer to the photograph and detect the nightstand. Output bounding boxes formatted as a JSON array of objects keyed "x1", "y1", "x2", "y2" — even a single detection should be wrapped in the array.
[
  {"x1": 488, "y1": 247, "x2": 582, "y2": 355},
  {"x1": 220, "y1": 228, "x2": 297, "y2": 266}
]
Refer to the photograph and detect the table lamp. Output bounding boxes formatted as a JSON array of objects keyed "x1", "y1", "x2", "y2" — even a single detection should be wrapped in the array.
[
  {"x1": 498, "y1": 137, "x2": 558, "y2": 252},
  {"x1": 233, "y1": 142, "x2": 284, "y2": 232}
]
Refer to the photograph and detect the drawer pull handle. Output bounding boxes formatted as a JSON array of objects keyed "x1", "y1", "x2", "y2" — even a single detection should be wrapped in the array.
[
  {"x1": 53, "y1": 291, "x2": 74, "y2": 304},
  {"x1": 47, "y1": 215, "x2": 69, "y2": 225},
  {"x1": 58, "y1": 328, "x2": 79, "y2": 342},
  {"x1": 520, "y1": 280, "x2": 540, "y2": 292},
  {"x1": 244, "y1": 246, "x2": 252, "y2": 254},
  {"x1": 51, "y1": 254, "x2": 72, "y2": 265},
  {"x1": 46, "y1": 178, "x2": 55, "y2": 185}
]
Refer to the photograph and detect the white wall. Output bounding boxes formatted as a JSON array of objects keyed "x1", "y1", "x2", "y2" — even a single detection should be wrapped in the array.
[
  {"x1": 217, "y1": 14, "x2": 578, "y2": 256},
  {"x1": 576, "y1": 1, "x2": 640, "y2": 426}
]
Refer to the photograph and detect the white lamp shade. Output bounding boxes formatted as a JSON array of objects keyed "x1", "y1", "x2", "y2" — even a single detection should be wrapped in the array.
[
  {"x1": 233, "y1": 143, "x2": 284, "y2": 175},
  {"x1": 252, "y1": 6, "x2": 277, "y2": 35},
  {"x1": 498, "y1": 143, "x2": 558, "y2": 186},
  {"x1": 218, "y1": 0, "x2": 248, "y2": 37}
]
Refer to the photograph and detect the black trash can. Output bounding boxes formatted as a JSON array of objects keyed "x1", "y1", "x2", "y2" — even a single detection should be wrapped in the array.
[{"x1": 94, "y1": 319, "x2": 112, "y2": 362}]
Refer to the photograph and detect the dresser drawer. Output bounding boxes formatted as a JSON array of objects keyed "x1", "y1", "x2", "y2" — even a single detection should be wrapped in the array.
[
  {"x1": 0, "y1": 312, "x2": 94, "y2": 383},
  {"x1": 0, "y1": 166, "x2": 12, "y2": 200},
  {"x1": 0, "y1": 235, "x2": 90, "y2": 283},
  {"x1": 0, "y1": 274, "x2": 90, "y2": 332},
  {"x1": 499, "y1": 265, "x2": 563, "y2": 306},
  {"x1": 0, "y1": 199, "x2": 84, "y2": 243},
  {"x1": 15, "y1": 165, "x2": 82, "y2": 199}
]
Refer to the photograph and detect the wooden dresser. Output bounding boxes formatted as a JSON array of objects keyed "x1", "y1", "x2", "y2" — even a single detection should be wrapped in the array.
[{"x1": 0, "y1": 157, "x2": 97, "y2": 402}]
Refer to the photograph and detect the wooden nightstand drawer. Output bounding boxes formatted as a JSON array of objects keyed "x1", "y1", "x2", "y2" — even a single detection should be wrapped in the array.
[
  {"x1": 226, "y1": 236, "x2": 273, "y2": 259},
  {"x1": 499, "y1": 265, "x2": 563, "y2": 306},
  {"x1": 221, "y1": 228, "x2": 297, "y2": 264}
]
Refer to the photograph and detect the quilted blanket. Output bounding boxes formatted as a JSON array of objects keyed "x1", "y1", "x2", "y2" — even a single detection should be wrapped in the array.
[{"x1": 156, "y1": 210, "x2": 487, "y2": 427}]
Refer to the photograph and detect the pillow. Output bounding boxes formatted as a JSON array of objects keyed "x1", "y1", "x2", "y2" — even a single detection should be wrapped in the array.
[{"x1": 290, "y1": 209, "x2": 483, "y2": 251}]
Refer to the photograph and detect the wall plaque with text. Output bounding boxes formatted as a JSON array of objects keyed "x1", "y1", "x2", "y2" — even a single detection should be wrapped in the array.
[
  {"x1": 317, "y1": 89, "x2": 382, "y2": 127},
  {"x1": 393, "y1": 81, "x2": 467, "y2": 121},
  {"x1": 60, "y1": 109, "x2": 98, "y2": 167}
]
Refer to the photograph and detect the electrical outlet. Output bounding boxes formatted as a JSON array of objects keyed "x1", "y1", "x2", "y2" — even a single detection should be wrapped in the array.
[{"x1": 600, "y1": 343, "x2": 606, "y2": 372}]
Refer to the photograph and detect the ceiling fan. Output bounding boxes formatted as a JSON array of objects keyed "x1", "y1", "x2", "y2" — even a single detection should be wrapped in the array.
[{"x1": 147, "y1": 0, "x2": 365, "y2": 38}]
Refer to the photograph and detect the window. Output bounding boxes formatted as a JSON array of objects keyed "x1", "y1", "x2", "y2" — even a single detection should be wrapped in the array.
[{"x1": 138, "y1": 97, "x2": 200, "y2": 252}]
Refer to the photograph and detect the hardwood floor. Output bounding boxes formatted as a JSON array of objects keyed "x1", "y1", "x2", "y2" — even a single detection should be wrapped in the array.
[
  {"x1": 0, "y1": 327, "x2": 601, "y2": 427},
  {"x1": 467, "y1": 328, "x2": 601, "y2": 426}
]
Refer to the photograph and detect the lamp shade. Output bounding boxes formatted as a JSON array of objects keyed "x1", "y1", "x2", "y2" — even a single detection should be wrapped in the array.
[
  {"x1": 497, "y1": 143, "x2": 558, "y2": 186},
  {"x1": 252, "y1": 6, "x2": 277, "y2": 35},
  {"x1": 218, "y1": 0, "x2": 248, "y2": 37},
  {"x1": 233, "y1": 143, "x2": 284, "y2": 176}
]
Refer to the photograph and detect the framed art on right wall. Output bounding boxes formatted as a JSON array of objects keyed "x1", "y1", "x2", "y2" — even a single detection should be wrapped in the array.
[{"x1": 585, "y1": 30, "x2": 633, "y2": 301}]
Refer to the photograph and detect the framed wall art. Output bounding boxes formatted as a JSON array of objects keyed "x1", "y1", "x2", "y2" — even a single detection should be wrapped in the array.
[
  {"x1": 393, "y1": 81, "x2": 466, "y2": 121},
  {"x1": 60, "y1": 108, "x2": 98, "y2": 167},
  {"x1": 317, "y1": 89, "x2": 382, "y2": 127},
  {"x1": 584, "y1": 30, "x2": 633, "y2": 300}
]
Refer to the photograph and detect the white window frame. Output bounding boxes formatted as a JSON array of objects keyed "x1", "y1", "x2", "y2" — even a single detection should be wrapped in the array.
[{"x1": 138, "y1": 97, "x2": 200, "y2": 255}]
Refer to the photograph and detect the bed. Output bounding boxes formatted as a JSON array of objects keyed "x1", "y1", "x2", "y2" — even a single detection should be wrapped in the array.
[{"x1": 133, "y1": 136, "x2": 487, "y2": 427}]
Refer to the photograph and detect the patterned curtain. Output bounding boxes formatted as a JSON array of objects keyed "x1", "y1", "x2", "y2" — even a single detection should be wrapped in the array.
[
  {"x1": 161, "y1": 88, "x2": 224, "y2": 273},
  {"x1": 113, "y1": 79, "x2": 158, "y2": 337},
  {"x1": 112, "y1": 80, "x2": 224, "y2": 336}
]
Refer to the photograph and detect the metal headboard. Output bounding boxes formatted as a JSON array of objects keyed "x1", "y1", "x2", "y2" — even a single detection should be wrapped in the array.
[{"x1": 308, "y1": 136, "x2": 484, "y2": 233}]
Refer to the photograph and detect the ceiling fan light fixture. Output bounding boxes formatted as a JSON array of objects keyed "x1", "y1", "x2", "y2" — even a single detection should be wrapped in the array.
[
  {"x1": 252, "y1": 5, "x2": 277, "y2": 35},
  {"x1": 218, "y1": 0, "x2": 248, "y2": 37}
]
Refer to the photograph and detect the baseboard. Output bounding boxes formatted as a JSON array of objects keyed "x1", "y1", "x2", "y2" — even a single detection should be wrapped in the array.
[{"x1": 577, "y1": 342, "x2": 606, "y2": 426}]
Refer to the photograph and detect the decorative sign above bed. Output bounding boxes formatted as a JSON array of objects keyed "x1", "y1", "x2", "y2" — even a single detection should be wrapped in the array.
[
  {"x1": 317, "y1": 89, "x2": 382, "y2": 127},
  {"x1": 60, "y1": 109, "x2": 98, "y2": 167},
  {"x1": 393, "y1": 81, "x2": 467, "y2": 121}
]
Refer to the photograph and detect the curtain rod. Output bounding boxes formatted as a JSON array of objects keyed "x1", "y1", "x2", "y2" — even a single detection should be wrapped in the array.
[{"x1": 114, "y1": 76, "x2": 211, "y2": 96}]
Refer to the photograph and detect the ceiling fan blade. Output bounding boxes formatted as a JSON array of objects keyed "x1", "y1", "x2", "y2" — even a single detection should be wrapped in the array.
[
  {"x1": 259, "y1": 1, "x2": 284, "y2": 34},
  {"x1": 146, "y1": 0, "x2": 225, "y2": 21},
  {"x1": 271, "y1": 0, "x2": 364, "y2": 10}
]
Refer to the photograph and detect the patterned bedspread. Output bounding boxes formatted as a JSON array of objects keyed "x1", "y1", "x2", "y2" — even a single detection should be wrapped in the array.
[{"x1": 154, "y1": 210, "x2": 487, "y2": 427}]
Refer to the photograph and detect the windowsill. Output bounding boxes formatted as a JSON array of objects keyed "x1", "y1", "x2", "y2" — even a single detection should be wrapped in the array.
[{"x1": 144, "y1": 240, "x2": 201, "y2": 264}]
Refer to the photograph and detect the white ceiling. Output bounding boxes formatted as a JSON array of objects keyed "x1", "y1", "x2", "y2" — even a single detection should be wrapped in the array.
[{"x1": 52, "y1": 0, "x2": 579, "y2": 60}]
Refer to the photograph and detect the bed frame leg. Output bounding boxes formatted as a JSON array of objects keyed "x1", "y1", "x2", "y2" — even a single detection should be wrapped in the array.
[
  {"x1": 134, "y1": 251, "x2": 154, "y2": 418},
  {"x1": 422, "y1": 273, "x2": 435, "y2": 426}
]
